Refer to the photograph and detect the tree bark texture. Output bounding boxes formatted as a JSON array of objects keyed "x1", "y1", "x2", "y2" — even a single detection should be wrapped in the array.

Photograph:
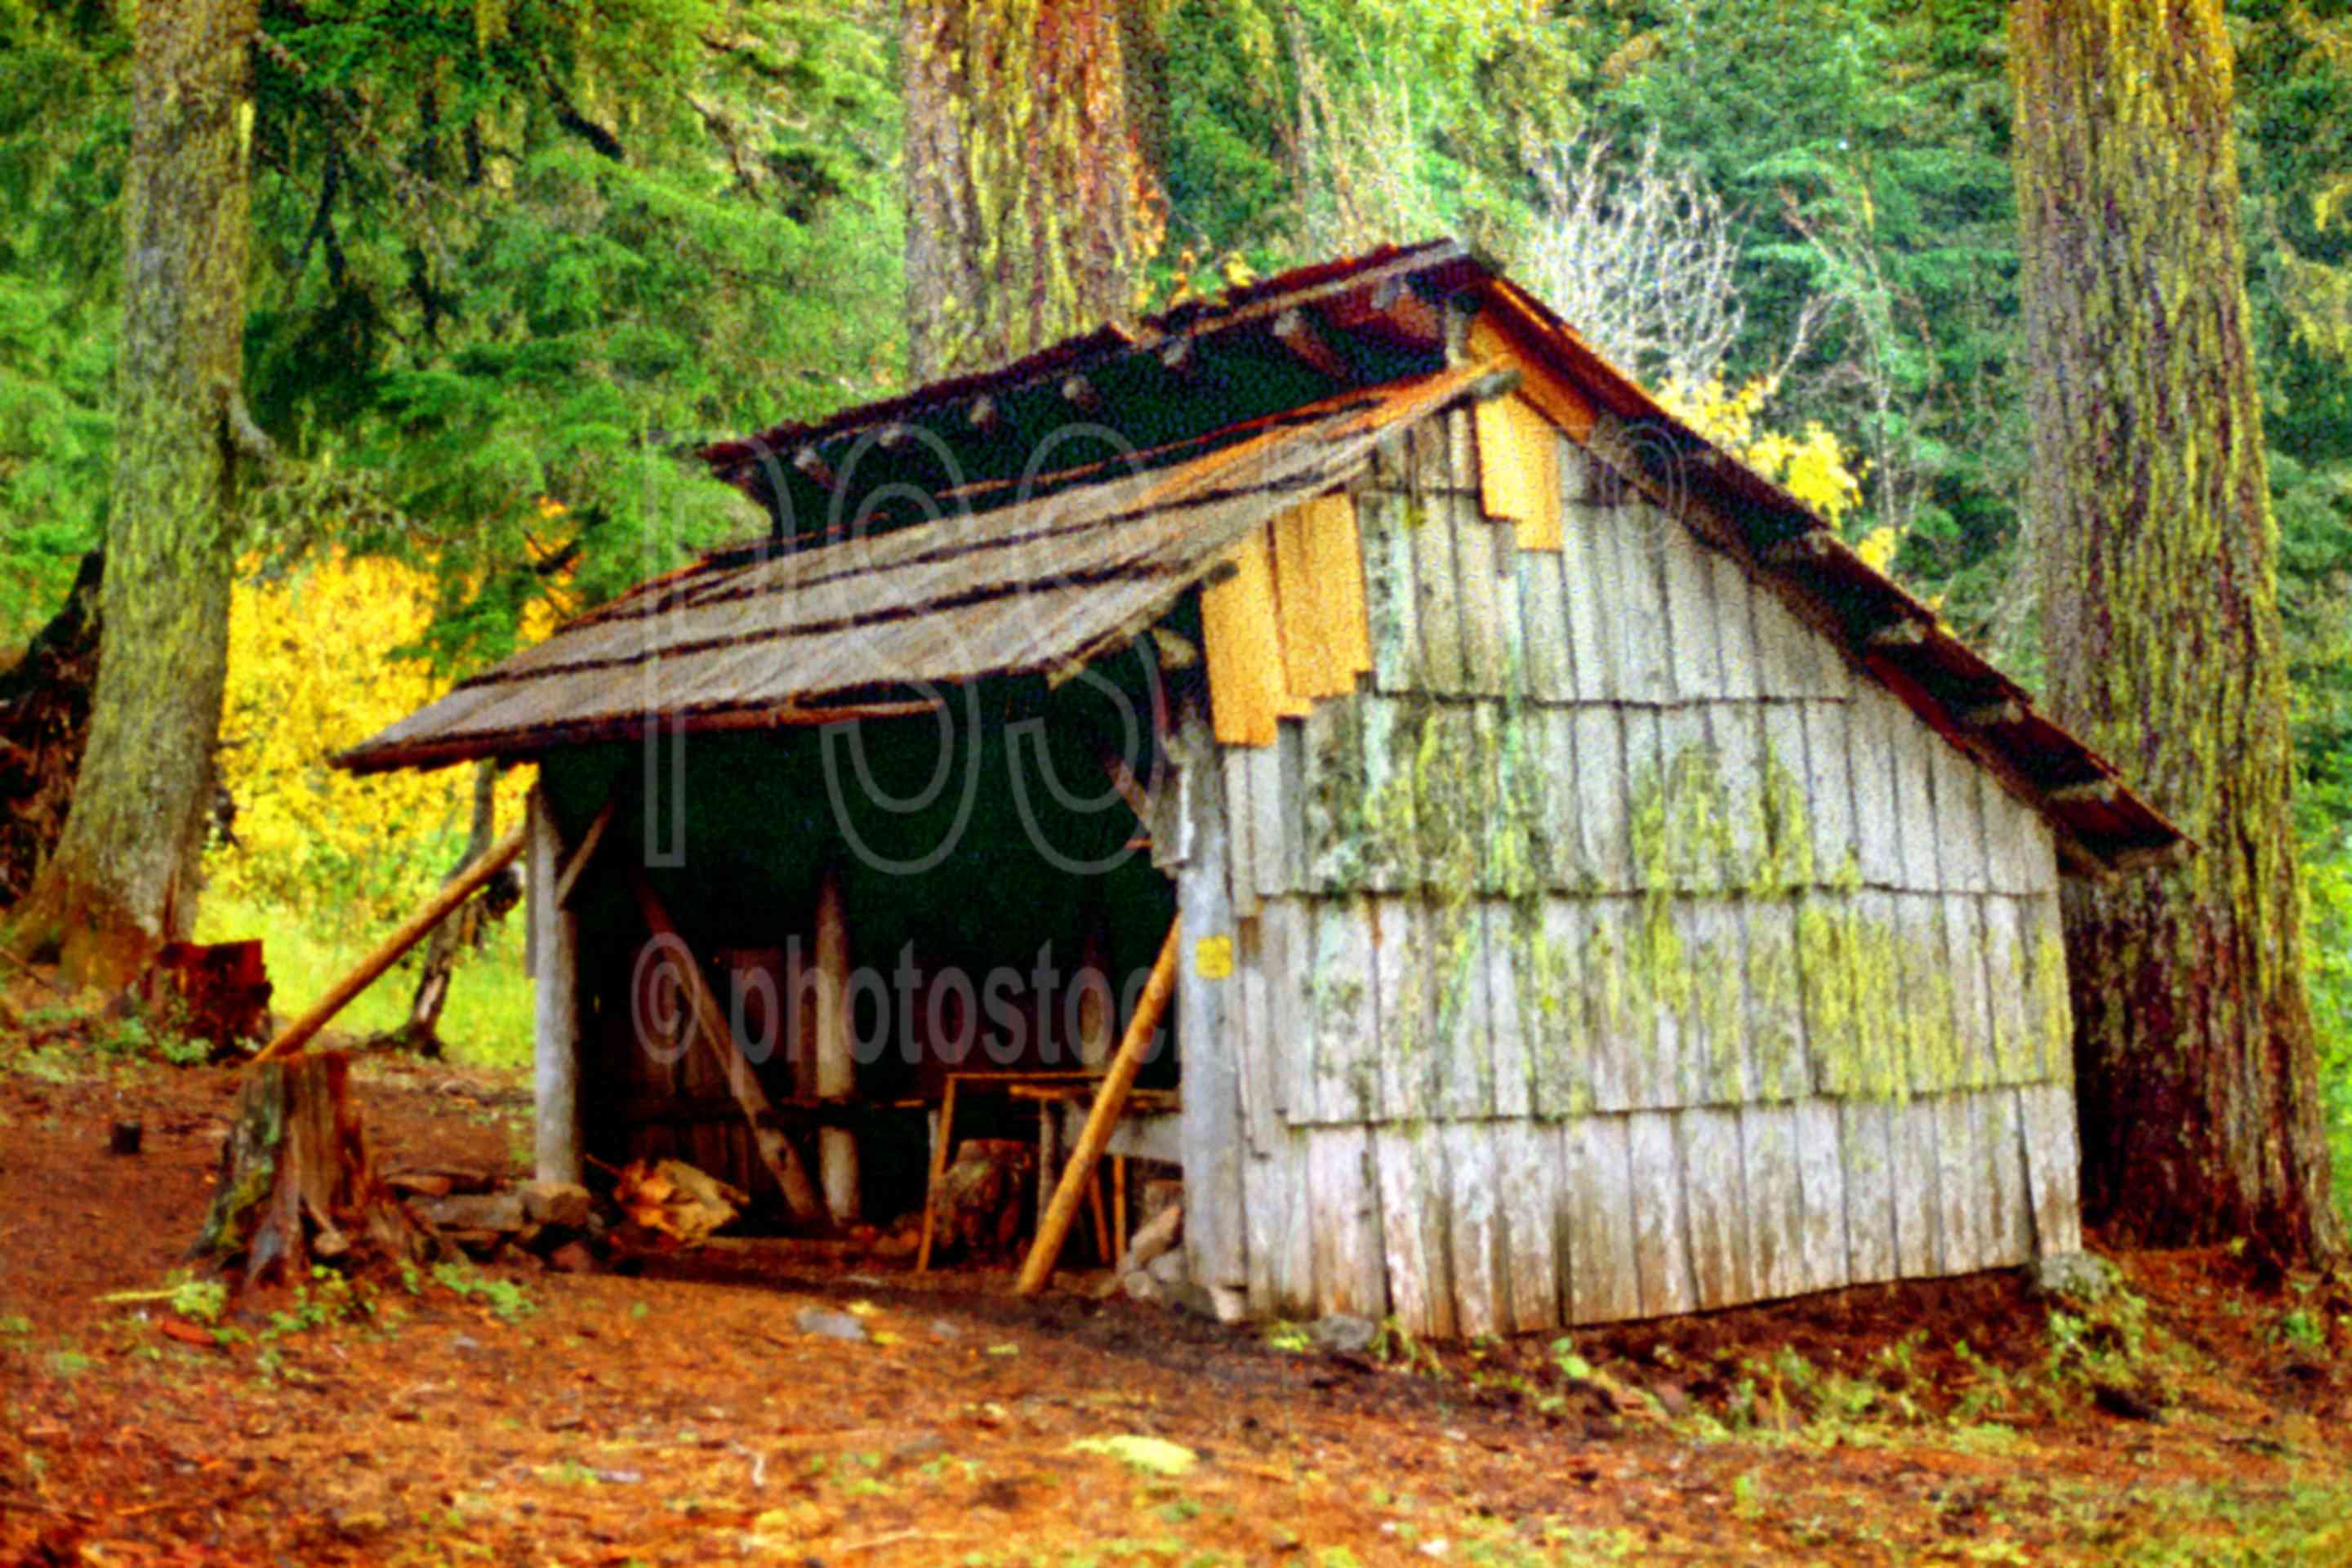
[
  {"x1": 0, "y1": 550, "x2": 103, "y2": 910},
  {"x1": 7, "y1": 0, "x2": 256, "y2": 989},
  {"x1": 2011, "y1": 0, "x2": 2341, "y2": 1258},
  {"x1": 902, "y1": 0, "x2": 1157, "y2": 381}
]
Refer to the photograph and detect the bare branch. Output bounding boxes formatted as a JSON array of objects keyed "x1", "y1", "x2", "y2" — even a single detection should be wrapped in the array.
[
  {"x1": 218, "y1": 385, "x2": 278, "y2": 472},
  {"x1": 1519, "y1": 130, "x2": 1747, "y2": 390}
]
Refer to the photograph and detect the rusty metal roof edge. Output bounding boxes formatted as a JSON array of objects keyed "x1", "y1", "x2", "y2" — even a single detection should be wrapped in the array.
[{"x1": 701, "y1": 238, "x2": 1476, "y2": 470}]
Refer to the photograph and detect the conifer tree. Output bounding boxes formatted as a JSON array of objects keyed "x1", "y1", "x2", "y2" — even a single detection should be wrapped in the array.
[
  {"x1": 2011, "y1": 0, "x2": 2341, "y2": 1259},
  {"x1": 8, "y1": 0, "x2": 258, "y2": 986},
  {"x1": 901, "y1": 0, "x2": 1156, "y2": 379}
]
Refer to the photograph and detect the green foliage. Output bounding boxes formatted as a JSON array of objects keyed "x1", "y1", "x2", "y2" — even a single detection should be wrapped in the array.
[
  {"x1": 0, "y1": 0, "x2": 122, "y2": 641},
  {"x1": 233, "y1": 0, "x2": 905, "y2": 664},
  {"x1": 2243, "y1": 18, "x2": 2352, "y2": 1118},
  {"x1": 430, "y1": 1258, "x2": 536, "y2": 1322},
  {"x1": 1592, "y1": 0, "x2": 2025, "y2": 626},
  {"x1": 1152, "y1": 0, "x2": 1586, "y2": 267},
  {"x1": 1261, "y1": 1320, "x2": 1313, "y2": 1352},
  {"x1": 0, "y1": 0, "x2": 904, "y2": 664},
  {"x1": 1549, "y1": 1337, "x2": 1596, "y2": 1383},
  {"x1": 2271, "y1": 1304, "x2": 2328, "y2": 1353},
  {"x1": 170, "y1": 1278, "x2": 229, "y2": 1327},
  {"x1": 91, "y1": 1013, "x2": 210, "y2": 1067}
]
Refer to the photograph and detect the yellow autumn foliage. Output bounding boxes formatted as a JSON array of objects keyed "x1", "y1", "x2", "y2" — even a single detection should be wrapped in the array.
[
  {"x1": 209, "y1": 552, "x2": 539, "y2": 937},
  {"x1": 1659, "y1": 374, "x2": 1866, "y2": 528},
  {"x1": 1660, "y1": 375, "x2": 1926, "y2": 599}
]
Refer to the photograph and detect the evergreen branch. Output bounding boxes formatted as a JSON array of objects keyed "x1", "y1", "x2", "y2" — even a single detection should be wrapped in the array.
[
  {"x1": 539, "y1": 60, "x2": 625, "y2": 163},
  {"x1": 688, "y1": 95, "x2": 760, "y2": 198},
  {"x1": 252, "y1": 27, "x2": 455, "y2": 272},
  {"x1": 293, "y1": 142, "x2": 347, "y2": 288}
]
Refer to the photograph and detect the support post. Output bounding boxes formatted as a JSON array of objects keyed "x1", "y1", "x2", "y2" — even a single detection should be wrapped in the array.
[
  {"x1": 1167, "y1": 707, "x2": 1247, "y2": 1312},
  {"x1": 529, "y1": 786, "x2": 583, "y2": 1186},
  {"x1": 1076, "y1": 924, "x2": 1113, "y2": 1067},
  {"x1": 813, "y1": 871, "x2": 859, "y2": 1223}
]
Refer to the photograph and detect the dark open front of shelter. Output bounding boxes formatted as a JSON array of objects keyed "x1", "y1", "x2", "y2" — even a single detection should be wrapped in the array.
[{"x1": 535, "y1": 658, "x2": 1182, "y2": 1236}]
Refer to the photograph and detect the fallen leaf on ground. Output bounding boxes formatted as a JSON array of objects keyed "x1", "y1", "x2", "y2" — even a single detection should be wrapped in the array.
[{"x1": 1068, "y1": 1435, "x2": 1198, "y2": 1477}]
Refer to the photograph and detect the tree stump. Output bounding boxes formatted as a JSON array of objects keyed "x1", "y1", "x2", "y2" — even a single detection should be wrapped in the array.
[{"x1": 192, "y1": 1052, "x2": 427, "y2": 1285}]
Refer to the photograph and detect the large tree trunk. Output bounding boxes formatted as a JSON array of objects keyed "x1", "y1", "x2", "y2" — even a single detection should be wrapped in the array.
[
  {"x1": 902, "y1": 0, "x2": 1156, "y2": 381},
  {"x1": 5, "y1": 0, "x2": 256, "y2": 990},
  {"x1": 2011, "y1": 0, "x2": 2341, "y2": 1260},
  {"x1": 0, "y1": 549, "x2": 104, "y2": 910}
]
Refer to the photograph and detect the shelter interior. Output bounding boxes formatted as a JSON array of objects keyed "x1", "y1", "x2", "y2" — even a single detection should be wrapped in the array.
[{"x1": 538, "y1": 656, "x2": 1185, "y2": 1255}]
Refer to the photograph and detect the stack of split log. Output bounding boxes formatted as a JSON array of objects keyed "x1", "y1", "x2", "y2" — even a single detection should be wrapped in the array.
[
  {"x1": 386, "y1": 1167, "x2": 603, "y2": 1269},
  {"x1": 1098, "y1": 1183, "x2": 1187, "y2": 1304}
]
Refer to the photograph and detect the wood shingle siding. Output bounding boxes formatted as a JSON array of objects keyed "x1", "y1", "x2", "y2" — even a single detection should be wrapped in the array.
[{"x1": 1196, "y1": 399, "x2": 2090, "y2": 1334}]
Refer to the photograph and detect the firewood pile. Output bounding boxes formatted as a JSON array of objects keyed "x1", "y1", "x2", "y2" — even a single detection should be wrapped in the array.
[
  {"x1": 607, "y1": 1157, "x2": 745, "y2": 1249},
  {"x1": 385, "y1": 1169, "x2": 605, "y2": 1268},
  {"x1": 384, "y1": 1156, "x2": 764, "y2": 1268}
]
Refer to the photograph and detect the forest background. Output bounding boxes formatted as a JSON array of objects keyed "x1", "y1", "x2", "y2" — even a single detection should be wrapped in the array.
[{"x1": 2, "y1": 0, "x2": 2347, "y2": 1202}]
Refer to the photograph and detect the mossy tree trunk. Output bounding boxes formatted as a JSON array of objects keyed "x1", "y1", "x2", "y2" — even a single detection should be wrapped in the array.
[
  {"x1": 2011, "y1": 0, "x2": 2341, "y2": 1259},
  {"x1": 902, "y1": 0, "x2": 1157, "y2": 381},
  {"x1": 7, "y1": 0, "x2": 256, "y2": 988}
]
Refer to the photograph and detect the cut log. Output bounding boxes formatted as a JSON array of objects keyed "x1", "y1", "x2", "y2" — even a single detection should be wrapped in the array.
[
  {"x1": 141, "y1": 939, "x2": 271, "y2": 1057},
  {"x1": 191, "y1": 1051, "x2": 426, "y2": 1285}
]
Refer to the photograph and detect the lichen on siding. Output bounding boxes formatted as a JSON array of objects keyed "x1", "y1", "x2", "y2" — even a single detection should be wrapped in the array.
[{"x1": 1286, "y1": 701, "x2": 2066, "y2": 1122}]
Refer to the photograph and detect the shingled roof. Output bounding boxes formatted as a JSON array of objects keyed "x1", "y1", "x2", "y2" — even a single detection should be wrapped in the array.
[{"x1": 336, "y1": 239, "x2": 2185, "y2": 875}]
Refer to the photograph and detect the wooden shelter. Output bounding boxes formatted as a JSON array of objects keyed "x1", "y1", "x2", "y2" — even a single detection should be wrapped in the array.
[{"x1": 338, "y1": 239, "x2": 2185, "y2": 1337}]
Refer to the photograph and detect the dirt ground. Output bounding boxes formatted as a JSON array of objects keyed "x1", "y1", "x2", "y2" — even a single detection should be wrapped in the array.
[{"x1": 2, "y1": 999, "x2": 2350, "y2": 1565}]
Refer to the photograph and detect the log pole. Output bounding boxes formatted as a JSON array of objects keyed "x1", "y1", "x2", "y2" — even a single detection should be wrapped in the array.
[
  {"x1": 813, "y1": 871, "x2": 859, "y2": 1223},
  {"x1": 626, "y1": 866, "x2": 827, "y2": 1225},
  {"x1": 553, "y1": 797, "x2": 617, "y2": 907},
  {"x1": 250, "y1": 821, "x2": 528, "y2": 1066},
  {"x1": 1014, "y1": 916, "x2": 1180, "y2": 1295},
  {"x1": 530, "y1": 789, "x2": 583, "y2": 1185}
]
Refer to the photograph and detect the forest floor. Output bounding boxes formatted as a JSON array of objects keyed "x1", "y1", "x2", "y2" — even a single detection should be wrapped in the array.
[{"x1": 2, "y1": 992, "x2": 2351, "y2": 1565}]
